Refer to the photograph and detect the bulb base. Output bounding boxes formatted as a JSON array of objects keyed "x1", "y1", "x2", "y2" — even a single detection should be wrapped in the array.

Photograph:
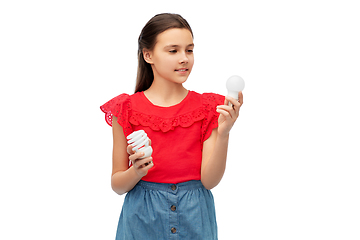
[{"x1": 227, "y1": 91, "x2": 239, "y2": 100}]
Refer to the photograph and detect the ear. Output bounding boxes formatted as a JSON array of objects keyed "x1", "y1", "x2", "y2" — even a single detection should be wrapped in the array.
[{"x1": 143, "y1": 49, "x2": 154, "y2": 64}]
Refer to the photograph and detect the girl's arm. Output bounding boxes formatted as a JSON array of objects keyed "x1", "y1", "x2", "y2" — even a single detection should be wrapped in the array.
[
  {"x1": 201, "y1": 92, "x2": 243, "y2": 190},
  {"x1": 201, "y1": 129, "x2": 229, "y2": 190},
  {"x1": 111, "y1": 116, "x2": 153, "y2": 195}
]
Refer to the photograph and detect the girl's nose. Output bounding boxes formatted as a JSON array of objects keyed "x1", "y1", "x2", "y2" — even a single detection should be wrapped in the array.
[{"x1": 179, "y1": 51, "x2": 189, "y2": 64}]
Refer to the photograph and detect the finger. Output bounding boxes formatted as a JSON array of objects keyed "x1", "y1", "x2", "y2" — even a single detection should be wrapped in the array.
[
  {"x1": 233, "y1": 92, "x2": 243, "y2": 116},
  {"x1": 226, "y1": 95, "x2": 242, "y2": 114},
  {"x1": 216, "y1": 108, "x2": 232, "y2": 119},
  {"x1": 217, "y1": 103, "x2": 237, "y2": 117},
  {"x1": 225, "y1": 95, "x2": 240, "y2": 108},
  {"x1": 225, "y1": 96, "x2": 233, "y2": 107},
  {"x1": 135, "y1": 157, "x2": 153, "y2": 168},
  {"x1": 129, "y1": 151, "x2": 145, "y2": 163},
  {"x1": 217, "y1": 105, "x2": 234, "y2": 114},
  {"x1": 127, "y1": 144, "x2": 135, "y2": 155},
  {"x1": 142, "y1": 160, "x2": 154, "y2": 170},
  {"x1": 141, "y1": 157, "x2": 153, "y2": 168},
  {"x1": 138, "y1": 160, "x2": 154, "y2": 176},
  {"x1": 238, "y1": 92, "x2": 243, "y2": 106}
]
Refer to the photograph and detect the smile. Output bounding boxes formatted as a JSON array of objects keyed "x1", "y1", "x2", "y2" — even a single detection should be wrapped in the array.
[{"x1": 175, "y1": 68, "x2": 188, "y2": 72}]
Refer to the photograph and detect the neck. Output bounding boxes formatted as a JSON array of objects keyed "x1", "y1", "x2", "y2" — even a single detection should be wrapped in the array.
[{"x1": 144, "y1": 78, "x2": 188, "y2": 107}]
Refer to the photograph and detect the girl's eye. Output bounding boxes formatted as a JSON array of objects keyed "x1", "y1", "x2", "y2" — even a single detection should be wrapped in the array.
[{"x1": 169, "y1": 49, "x2": 193, "y2": 53}]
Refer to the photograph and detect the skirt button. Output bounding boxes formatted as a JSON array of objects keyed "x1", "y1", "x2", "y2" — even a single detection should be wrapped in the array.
[{"x1": 171, "y1": 227, "x2": 177, "y2": 233}]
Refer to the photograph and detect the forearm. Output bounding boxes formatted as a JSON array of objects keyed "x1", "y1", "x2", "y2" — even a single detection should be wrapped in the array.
[
  {"x1": 201, "y1": 134, "x2": 229, "y2": 190},
  {"x1": 111, "y1": 166, "x2": 142, "y2": 195}
]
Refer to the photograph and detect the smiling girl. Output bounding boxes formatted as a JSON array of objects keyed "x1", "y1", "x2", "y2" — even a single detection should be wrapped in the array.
[{"x1": 101, "y1": 13, "x2": 243, "y2": 240}]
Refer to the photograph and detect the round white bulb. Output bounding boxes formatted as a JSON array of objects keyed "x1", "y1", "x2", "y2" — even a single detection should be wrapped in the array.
[{"x1": 226, "y1": 75, "x2": 245, "y2": 100}]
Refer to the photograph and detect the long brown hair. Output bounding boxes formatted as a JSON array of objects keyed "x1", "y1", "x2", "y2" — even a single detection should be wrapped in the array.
[{"x1": 135, "y1": 13, "x2": 193, "y2": 93}]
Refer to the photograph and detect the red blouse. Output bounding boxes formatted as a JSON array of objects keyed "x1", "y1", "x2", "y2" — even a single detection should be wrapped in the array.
[{"x1": 100, "y1": 91, "x2": 225, "y2": 184}]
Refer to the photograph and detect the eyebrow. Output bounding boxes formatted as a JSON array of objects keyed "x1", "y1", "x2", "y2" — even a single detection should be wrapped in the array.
[{"x1": 164, "y1": 43, "x2": 194, "y2": 49}]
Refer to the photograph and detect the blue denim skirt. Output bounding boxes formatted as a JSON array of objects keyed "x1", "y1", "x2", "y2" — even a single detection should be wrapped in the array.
[{"x1": 116, "y1": 180, "x2": 217, "y2": 240}]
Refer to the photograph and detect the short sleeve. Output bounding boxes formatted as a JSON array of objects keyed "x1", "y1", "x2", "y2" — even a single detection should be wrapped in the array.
[
  {"x1": 100, "y1": 94, "x2": 133, "y2": 136},
  {"x1": 201, "y1": 93, "x2": 225, "y2": 143}
]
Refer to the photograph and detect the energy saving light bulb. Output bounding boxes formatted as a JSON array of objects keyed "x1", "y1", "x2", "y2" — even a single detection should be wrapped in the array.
[
  {"x1": 226, "y1": 75, "x2": 245, "y2": 106},
  {"x1": 126, "y1": 130, "x2": 153, "y2": 159}
]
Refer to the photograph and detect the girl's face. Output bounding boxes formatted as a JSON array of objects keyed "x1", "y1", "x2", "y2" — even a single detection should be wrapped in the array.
[{"x1": 144, "y1": 28, "x2": 194, "y2": 85}]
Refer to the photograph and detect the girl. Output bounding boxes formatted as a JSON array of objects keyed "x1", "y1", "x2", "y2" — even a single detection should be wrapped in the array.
[{"x1": 101, "y1": 13, "x2": 243, "y2": 240}]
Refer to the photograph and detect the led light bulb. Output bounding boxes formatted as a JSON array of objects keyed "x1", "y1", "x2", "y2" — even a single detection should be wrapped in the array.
[
  {"x1": 226, "y1": 75, "x2": 245, "y2": 106},
  {"x1": 126, "y1": 130, "x2": 153, "y2": 159}
]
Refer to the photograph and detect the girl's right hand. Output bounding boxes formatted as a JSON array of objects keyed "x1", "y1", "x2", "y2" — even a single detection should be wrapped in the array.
[{"x1": 127, "y1": 144, "x2": 154, "y2": 178}]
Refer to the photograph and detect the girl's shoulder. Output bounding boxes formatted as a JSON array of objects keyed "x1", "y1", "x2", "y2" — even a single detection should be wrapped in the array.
[
  {"x1": 189, "y1": 91, "x2": 225, "y2": 143},
  {"x1": 197, "y1": 91, "x2": 225, "y2": 106},
  {"x1": 100, "y1": 92, "x2": 142, "y2": 112},
  {"x1": 188, "y1": 91, "x2": 225, "y2": 111},
  {"x1": 100, "y1": 93, "x2": 134, "y2": 127}
]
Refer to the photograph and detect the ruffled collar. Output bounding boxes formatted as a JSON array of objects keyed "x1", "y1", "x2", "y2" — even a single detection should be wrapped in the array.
[{"x1": 140, "y1": 90, "x2": 192, "y2": 109}]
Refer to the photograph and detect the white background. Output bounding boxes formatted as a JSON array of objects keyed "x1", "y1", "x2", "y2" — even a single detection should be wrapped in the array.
[{"x1": 1, "y1": 0, "x2": 359, "y2": 239}]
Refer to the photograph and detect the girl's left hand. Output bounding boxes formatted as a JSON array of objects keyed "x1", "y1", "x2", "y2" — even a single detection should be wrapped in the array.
[{"x1": 216, "y1": 92, "x2": 243, "y2": 137}]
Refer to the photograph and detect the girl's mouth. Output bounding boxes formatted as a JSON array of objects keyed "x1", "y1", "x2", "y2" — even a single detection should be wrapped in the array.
[{"x1": 175, "y1": 68, "x2": 188, "y2": 72}]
